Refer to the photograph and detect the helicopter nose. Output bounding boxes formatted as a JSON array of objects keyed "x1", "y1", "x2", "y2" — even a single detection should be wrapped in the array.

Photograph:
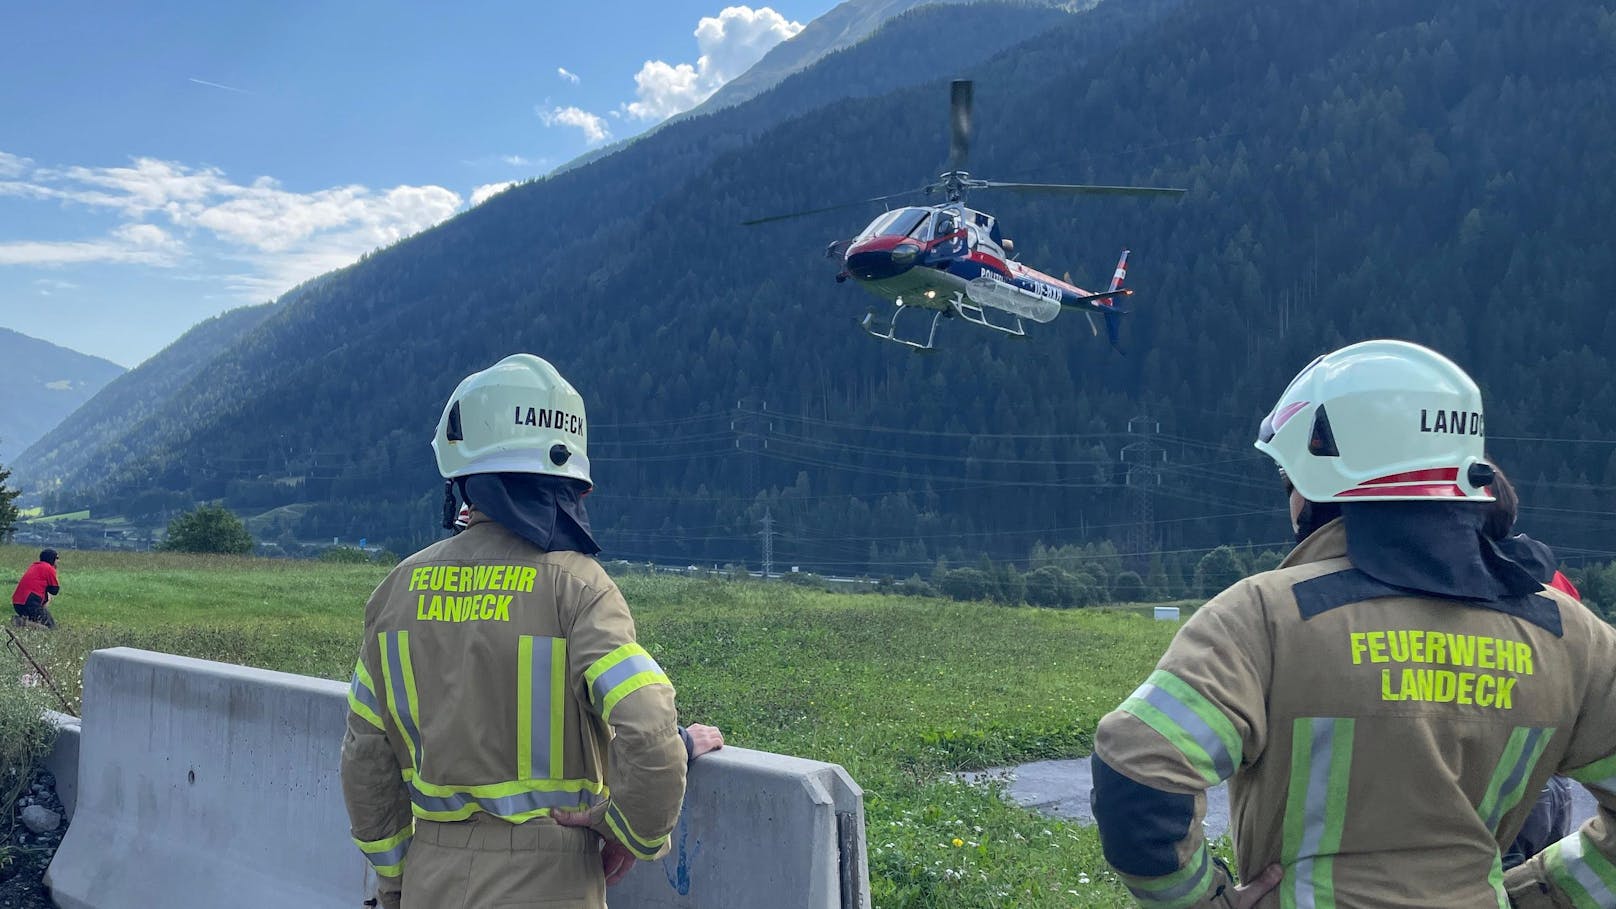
[{"x1": 846, "y1": 239, "x2": 922, "y2": 281}]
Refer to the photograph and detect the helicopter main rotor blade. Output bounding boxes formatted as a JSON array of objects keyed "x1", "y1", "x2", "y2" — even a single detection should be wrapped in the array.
[
  {"x1": 973, "y1": 181, "x2": 1187, "y2": 197},
  {"x1": 740, "y1": 188, "x2": 930, "y2": 226},
  {"x1": 948, "y1": 80, "x2": 972, "y2": 174}
]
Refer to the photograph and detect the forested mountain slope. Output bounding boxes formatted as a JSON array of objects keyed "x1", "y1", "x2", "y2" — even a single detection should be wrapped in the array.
[
  {"x1": 40, "y1": 0, "x2": 1616, "y2": 578},
  {"x1": 0, "y1": 329, "x2": 123, "y2": 464},
  {"x1": 15, "y1": 303, "x2": 274, "y2": 497}
]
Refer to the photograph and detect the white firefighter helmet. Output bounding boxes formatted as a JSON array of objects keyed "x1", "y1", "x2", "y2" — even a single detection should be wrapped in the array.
[
  {"x1": 1254, "y1": 339, "x2": 1494, "y2": 502},
  {"x1": 432, "y1": 354, "x2": 591, "y2": 485}
]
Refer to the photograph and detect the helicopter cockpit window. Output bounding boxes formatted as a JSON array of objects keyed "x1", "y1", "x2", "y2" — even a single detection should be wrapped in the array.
[
  {"x1": 933, "y1": 212, "x2": 957, "y2": 239},
  {"x1": 860, "y1": 207, "x2": 932, "y2": 239}
]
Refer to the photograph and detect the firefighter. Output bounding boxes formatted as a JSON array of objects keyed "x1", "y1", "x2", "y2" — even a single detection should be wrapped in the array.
[
  {"x1": 1090, "y1": 339, "x2": 1616, "y2": 908},
  {"x1": 341, "y1": 354, "x2": 688, "y2": 909}
]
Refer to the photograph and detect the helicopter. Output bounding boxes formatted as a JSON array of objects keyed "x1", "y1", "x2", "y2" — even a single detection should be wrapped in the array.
[{"x1": 743, "y1": 81, "x2": 1186, "y2": 352}]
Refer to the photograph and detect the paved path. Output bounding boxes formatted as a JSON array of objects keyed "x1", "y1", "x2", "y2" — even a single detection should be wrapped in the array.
[{"x1": 961, "y1": 759, "x2": 1597, "y2": 840}]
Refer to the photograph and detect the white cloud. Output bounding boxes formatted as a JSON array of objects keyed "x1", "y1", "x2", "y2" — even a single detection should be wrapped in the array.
[
  {"x1": 0, "y1": 149, "x2": 475, "y2": 302},
  {"x1": 537, "y1": 105, "x2": 611, "y2": 144},
  {"x1": 0, "y1": 224, "x2": 182, "y2": 267},
  {"x1": 33, "y1": 278, "x2": 79, "y2": 294},
  {"x1": 0, "y1": 152, "x2": 31, "y2": 178},
  {"x1": 623, "y1": 6, "x2": 803, "y2": 122},
  {"x1": 557, "y1": 67, "x2": 580, "y2": 85},
  {"x1": 501, "y1": 154, "x2": 547, "y2": 168},
  {"x1": 471, "y1": 182, "x2": 517, "y2": 206}
]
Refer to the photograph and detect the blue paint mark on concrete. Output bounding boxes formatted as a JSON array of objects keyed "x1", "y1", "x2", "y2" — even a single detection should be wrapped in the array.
[{"x1": 662, "y1": 812, "x2": 702, "y2": 895}]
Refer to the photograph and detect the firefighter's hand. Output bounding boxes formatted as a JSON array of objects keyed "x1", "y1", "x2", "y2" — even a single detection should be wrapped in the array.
[
  {"x1": 1223, "y1": 864, "x2": 1283, "y2": 908},
  {"x1": 602, "y1": 839, "x2": 635, "y2": 885},
  {"x1": 686, "y1": 723, "x2": 724, "y2": 759},
  {"x1": 550, "y1": 806, "x2": 602, "y2": 829}
]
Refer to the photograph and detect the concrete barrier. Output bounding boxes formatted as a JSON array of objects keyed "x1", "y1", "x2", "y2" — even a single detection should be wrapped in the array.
[
  {"x1": 45, "y1": 648, "x2": 381, "y2": 909},
  {"x1": 40, "y1": 708, "x2": 80, "y2": 821},
  {"x1": 46, "y1": 647, "x2": 869, "y2": 909},
  {"x1": 612, "y1": 747, "x2": 869, "y2": 909}
]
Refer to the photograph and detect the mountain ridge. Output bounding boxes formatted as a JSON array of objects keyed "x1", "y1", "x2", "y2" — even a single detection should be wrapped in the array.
[{"x1": 0, "y1": 328, "x2": 125, "y2": 465}]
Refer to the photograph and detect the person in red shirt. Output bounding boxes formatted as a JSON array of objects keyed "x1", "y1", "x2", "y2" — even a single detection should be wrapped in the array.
[{"x1": 11, "y1": 549, "x2": 60, "y2": 629}]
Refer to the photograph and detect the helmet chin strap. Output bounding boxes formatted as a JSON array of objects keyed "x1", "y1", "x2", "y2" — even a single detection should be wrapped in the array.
[
  {"x1": 442, "y1": 480, "x2": 459, "y2": 531},
  {"x1": 1295, "y1": 499, "x2": 1342, "y2": 543}
]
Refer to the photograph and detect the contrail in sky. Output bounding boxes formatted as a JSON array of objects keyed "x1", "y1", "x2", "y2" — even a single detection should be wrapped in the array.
[{"x1": 188, "y1": 77, "x2": 250, "y2": 94}]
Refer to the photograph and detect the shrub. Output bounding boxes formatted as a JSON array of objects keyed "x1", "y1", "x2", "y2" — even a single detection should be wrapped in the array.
[
  {"x1": 1194, "y1": 545, "x2": 1249, "y2": 597},
  {"x1": 1575, "y1": 562, "x2": 1616, "y2": 622},
  {"x1": 1112, "y1": 570, "x2": 1146, "y2": 603},
  {"x1": 1024, "y1": 565, "x2": 1072, "y2": 608},
  {"x1": 780, "y1": 570, "x2": 824, "y2": 588},
  {"x1": 0, "y1": 679, "x2": 57, "y2": 857},
  {"x1": 1067, "y1": 570, "x2": 1106, "y2": 608},
  {"x1": 894, "y1": 574, "x2": 936, "y2": 598},
  {"x1": 998, "y1": 564, "x2": 1027, "y2": 605},
  {"x1": 158, "y1": 504, "x2": 255, "y2": 555},
  {"x1": 0, "y1": 456, "x2": 18, "y2": 542},
  {"x1": 319, "y1": 546, "x2": 371, "y2": 564},
  {"x1": 940, "y1": 567, "x2": 992, "y2": 602},
  {"x1": 1248, "y1": 549, "x2": 1287, "y2": 576}
]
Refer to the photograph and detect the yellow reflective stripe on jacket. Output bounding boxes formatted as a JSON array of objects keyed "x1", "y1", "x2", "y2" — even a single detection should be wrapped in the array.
[
  {"x1": 1567, "y1": 752, "x2": 1616, "y2": 797},
  {"x1": 1118, "y1": 843, "x2": 1216, "y2": 909},
  {"x1": 584, "y1": 643, "x2": 671, "y2": 723},
  {"x1": 1476, "y1": 726, "x2": 1554, "y2": 834},
  {"x1": 348, "y1": 660, "x2": 385, "y2": 730},
  {"x1": 408, "y1": 774, "x2": 607, "y2": 823},
  {"x1": 354, "y1": 824, "x2": 412, "y2": 878},
  {"x1": 1543, "y1": 831, "x2": 1616, "y2": 909},
  {"x1": 380, "y1": 631, "x2": 424, "y2": 771},
  {"x1": 1119, "y1": 669, "x2": 1241, "y2": 786},
  {"x1": 517, "y1": 635, "x2": 568, "y2": 780},
  {"x1": 604, "y1": 800, "x2": 668, "y2": 860},
  {"x1": 1280, "y1": 717, "x2": 1355, "y2": 909}
]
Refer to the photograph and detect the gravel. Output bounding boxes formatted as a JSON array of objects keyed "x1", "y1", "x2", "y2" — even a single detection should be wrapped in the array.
[{"x1": 1, "y1": 771, "x2": 68, "y2": 909}]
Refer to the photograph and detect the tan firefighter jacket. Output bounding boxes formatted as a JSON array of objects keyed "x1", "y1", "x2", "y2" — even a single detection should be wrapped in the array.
[
  {"x1": 340, "y1": 512, "x2": 687, "y2": 894},
  {"x1": 1092, "y1": 519, "x2": 1616, "y2": 909}
]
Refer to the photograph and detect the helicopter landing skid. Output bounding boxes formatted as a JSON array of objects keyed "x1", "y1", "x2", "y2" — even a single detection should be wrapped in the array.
[
  {"x1": 862, "y1": 302, "x2": 942, "y2": 352},
  {"x1": 949, "y1": 293, "x2": 1026, "y2": 338}
]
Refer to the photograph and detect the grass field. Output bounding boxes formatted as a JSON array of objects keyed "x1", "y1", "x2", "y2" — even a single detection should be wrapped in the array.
[{"x1": 0, "y1": 545, "x2": 1195, "y2": 907}]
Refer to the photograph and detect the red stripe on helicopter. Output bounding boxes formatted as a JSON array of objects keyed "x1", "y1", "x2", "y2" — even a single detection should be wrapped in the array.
[{"x1": 967, "y1": 251, "x2": 1011, "y2": 277}]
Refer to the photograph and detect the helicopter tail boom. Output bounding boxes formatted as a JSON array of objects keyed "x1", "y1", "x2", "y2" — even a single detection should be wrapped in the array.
[{"x1": 1060, "y1": 288, "x2": 1131, "y2": 311}]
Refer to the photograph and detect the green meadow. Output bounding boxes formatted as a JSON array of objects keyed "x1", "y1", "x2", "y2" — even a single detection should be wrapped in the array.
[{"x1": 1, "y1": 545, "x2": 1196, "y2": 907}]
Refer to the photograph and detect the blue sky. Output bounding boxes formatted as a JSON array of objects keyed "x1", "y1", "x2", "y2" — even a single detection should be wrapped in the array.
[{"x1": 0, "y1": 1, "x2": 835, "y2": 367}]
